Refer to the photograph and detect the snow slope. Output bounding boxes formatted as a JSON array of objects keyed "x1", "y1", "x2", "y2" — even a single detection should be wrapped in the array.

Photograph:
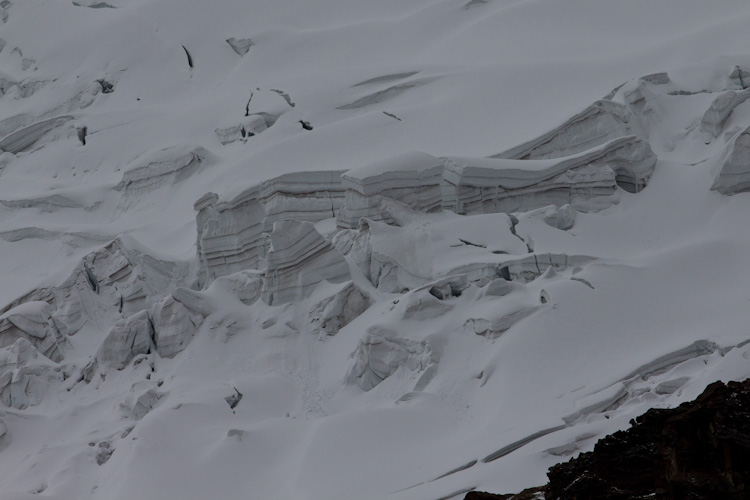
[{"x1": 2, "y1": 0, "x2": 750, "y2": 499}]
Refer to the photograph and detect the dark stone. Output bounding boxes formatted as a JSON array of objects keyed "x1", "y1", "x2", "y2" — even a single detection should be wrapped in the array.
[
  {"x1": 472, "y1": 379, "x2": 750, "y2": 500},
  {"x1": 546, "y1": 379, "x2": 750, "y2": 499},
  {"x1": 465, "y1": 486, "x2": 545, "y2": 500}
]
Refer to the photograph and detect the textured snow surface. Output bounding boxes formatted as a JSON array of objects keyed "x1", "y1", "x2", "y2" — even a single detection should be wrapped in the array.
[{"x1": 2, "y1": 0, "x2": 750, "y2": 499}]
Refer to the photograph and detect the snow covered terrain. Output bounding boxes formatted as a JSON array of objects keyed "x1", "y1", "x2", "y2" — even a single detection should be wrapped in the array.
[{"x1": 2, "y1": 0, "x2": 750, "y2": 498}]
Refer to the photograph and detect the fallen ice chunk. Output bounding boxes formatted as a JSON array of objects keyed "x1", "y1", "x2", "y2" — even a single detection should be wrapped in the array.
[{"x1": 226, "y1": 37, "x2": 254, "y2": 56}]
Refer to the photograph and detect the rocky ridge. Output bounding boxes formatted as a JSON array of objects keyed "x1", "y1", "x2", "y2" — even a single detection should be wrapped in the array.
[{"x1": 468, "y1": 378, "x2": 750, "y2": 500}]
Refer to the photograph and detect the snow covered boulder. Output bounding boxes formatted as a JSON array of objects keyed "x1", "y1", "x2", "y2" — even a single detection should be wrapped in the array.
[
  {"x1": 97, "y1": 310, "x2": 153, "y2": 370},
  {"x1": 262, "y1": 220, "x2": 350, "y2": 305},
  {"x1": 712, "y1": 124, "x2": 750, "y2": 195},
  {"x1": 337, "y1": 151, "x2": 444, "y2": 229},
  {"x1": 543, "y1": 204, "x2": 577, "y2": 230}
]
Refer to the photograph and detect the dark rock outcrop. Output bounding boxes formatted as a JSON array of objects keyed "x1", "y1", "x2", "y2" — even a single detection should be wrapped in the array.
[
  {"x1": 465, "y1": 487, "x2": 545, "y2": 500},
  {"x1": 469, "y1": 379, "x2": 750, "y2": 500},
  {"x1": 546, "y1": 379, "x2": 750, "y2": 499}
]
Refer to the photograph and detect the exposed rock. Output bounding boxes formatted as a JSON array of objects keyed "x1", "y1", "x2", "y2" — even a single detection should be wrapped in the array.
[
  {"x1": 545, "y1": 379, "x2": 750, "y2": 500},
  {"x1": 96, "y1": 441, "x2": 114, "y2": 465},
  {"x1": 307, "y1": 281, "x2": 371, "y2": 335},
  {"x1": 151, "y1": 296, "x2": 199, "y2": 358},
  {"x1": 337, "y1": 151, "x2": 444, "y2": 229},
  {"x1": 700, "y1": 89, "x2": 750, "y2": 140},
  {"x1": 97, "y1": 310, "x2": 153, "y2": 370},
  {"x1": 226, "y1": 37, "x2": 254, "y2": 56},
  {"x1": 262, "y1": 220, "x2": 350, "y2": 305},
  {"x1": 712, "y1": 124, "x2": 750, "y2": 195},
  {"x1": 96, "y1": 79, "x2": 114, "y2": 93},
  {"x1": 195, "y1": 171, "x2": 345, "y2": 286},
  {"x1": 346, "y1": 329, "x2": 435, "y2": 391},
  {"x1": 443, "y1": 136, "x2": 656, "y2": 215},
  {"x1": 225, "y1": 387, "x2": 242, "y2": 409},
  {"x1": 464, "y1": 488, "x2": 545, "y2": 500}
]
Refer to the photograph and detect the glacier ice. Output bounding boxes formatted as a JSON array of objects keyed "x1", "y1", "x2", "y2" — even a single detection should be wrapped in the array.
[
  {"x1": 712, "y1": 124, "x2": 750, "y2": 195},
  {"x1": 261, "y1": 220, "x2": 350, "y2": 305},
  {"x1": 337, "y1": 151, "x2": 444, "y2": 229},
  {"x1": 97, "y1": 310, "x2": 153, "y2": 370},
  {"x1": 195, "y1": 171, "x2": 345, "y2": 286}
]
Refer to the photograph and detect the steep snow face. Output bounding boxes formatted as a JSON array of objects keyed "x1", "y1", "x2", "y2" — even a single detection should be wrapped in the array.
[{"x1": 2, "y1": 0, "x2": 750, "y2": 499}]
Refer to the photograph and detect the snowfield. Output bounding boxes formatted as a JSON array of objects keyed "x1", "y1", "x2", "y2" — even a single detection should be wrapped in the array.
[{"x1": 2, "y1": 0, "x2": 750, "y2": 499}]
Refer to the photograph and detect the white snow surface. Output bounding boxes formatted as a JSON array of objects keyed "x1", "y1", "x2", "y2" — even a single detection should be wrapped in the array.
[{"x1": 1, "y1": 0, "x2": 750, "y2": 499}]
